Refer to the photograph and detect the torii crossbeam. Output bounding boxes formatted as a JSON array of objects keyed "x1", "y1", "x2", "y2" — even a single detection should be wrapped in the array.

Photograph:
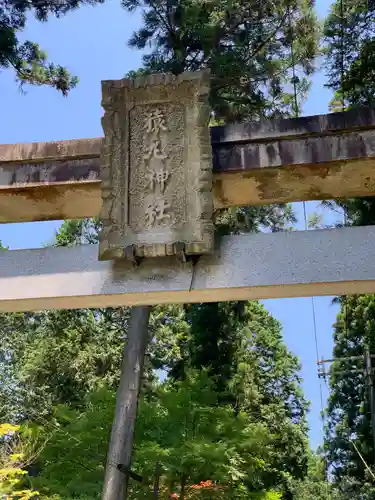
[
  {"x1": 0, "y1": 225, "x2": 374, "y2": 313},
  {"x1": 1, "y1": 105, "x2": 375, "y2": 223}
]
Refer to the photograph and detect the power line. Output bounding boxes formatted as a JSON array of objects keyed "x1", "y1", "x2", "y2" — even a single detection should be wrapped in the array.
[
  {"x1": 288, "y1": 0, "x2": 327, "y2": 451},
  {"x1": 303, "y1": 202, "x2": 326, "y2": 441}
]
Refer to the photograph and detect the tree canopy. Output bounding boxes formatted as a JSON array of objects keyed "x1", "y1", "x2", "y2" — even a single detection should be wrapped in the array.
[
  {"x1": 324, "y1": 0, "x2": 375, "y2": 111},
  {"x1": 123, "y1": 0, "x2": 320, "y2": 121},
  {"x1": 323, "y1": 1, "x2": 375, "y2": 496},
  {"x1": 0, "y1": 0, "x2": 104, "y2": 93}
]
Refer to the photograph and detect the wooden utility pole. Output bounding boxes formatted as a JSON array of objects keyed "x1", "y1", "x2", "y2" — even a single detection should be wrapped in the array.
[
  {"x1": 102, "y1": 306, "x2": 151, "y2": 500},
  {"x1": 365, "y1": 348, "x2": 375, "y2": 457},
  {"x1": 319, "y1": 351, "x2": 375, "y2": 462}
]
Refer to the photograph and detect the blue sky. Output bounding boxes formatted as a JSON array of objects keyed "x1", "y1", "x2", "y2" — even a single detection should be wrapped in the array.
[{"x1": 2, "y1": 0, "x2": 337, "y2": 448}]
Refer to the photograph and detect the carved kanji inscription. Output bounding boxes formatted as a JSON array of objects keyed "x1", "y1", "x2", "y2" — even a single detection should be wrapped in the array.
[{"x1": 99, "y1": 71, "x2": 214, "y2": 260}]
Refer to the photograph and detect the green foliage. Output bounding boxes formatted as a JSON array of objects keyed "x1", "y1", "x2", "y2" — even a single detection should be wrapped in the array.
[
  {"x1": 135, "y1": 373, "x2": 276, "y2": 495},
  {"x1": 123, "y1": 0, "x2": 304, "y2": 265},
  {"x1": 0, "y1": 423, "x2": 40, "y2": 500},
  {"x1": 322, "y1": 152, "x2": 375, "y2": 496},
  {"x1": 53, "y1": 219, "x2": 101, "y2": 246},
  {"x1": 324, "y1": 0, "x2": 375, "y2": 109},
  {"x1": 9, "y1": 300, "x2": 310, "y2": 495},
  {"x1": 0, "y1": 236, "x2": 34, "y2": 422},
  {"x1": 27, "y1": 373, "x2": 291, "y2": 499},
  {"x1": 149, "y1": 295, "x2": 309, "y2": 495},
  {"x1": 0, "y1": 312, "x2": 34, "y2": 422},
  {"x1": 4, "y1": 220, "x2": 137, "y2": 417},
  {"x1": 307, "y1": 212, "x2": 324, "y2": 229},
  {"x1": 212, "y1": 204, "x2": 297, "y2": 238},
  {"x1": 26, "y1": 390, "x2": 113, "y2": 498},
  {"x1": 290, "y1": 453, "x2": 339, "y2": 500},
  {"x1": 151, "y1": 300, "x2": 310, "y2": 495},
  {"x1": 322, "y1": 8, "x2": 375, "y2": 495},
  {"x1": 15, "y1": 309, "x2": 129, "y2": 410},
  {"x1": 0, "y1": 217, "x2": 313, "y2": 498},
  {"x1": 0, "y1": 220, "x2": 131, "y2": 421},
  {"x1": 0, "y1": 0, "x2": 104, "y2": 93},
  {"x1": 123, "y1": 0, "x2": 320, "y2": 122},
  {"x1": 323, "y1": 4, "x2": 375, "y2": 490},
  {"x1": 325, "y1": 295, "x2": 375, "y2": 487}
]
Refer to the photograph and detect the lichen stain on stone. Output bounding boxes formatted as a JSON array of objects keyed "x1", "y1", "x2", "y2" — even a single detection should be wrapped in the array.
[
  {"x1": 363, "y1": 176, "x2": 375, "y2": 190},
  {"x1": 278, "y1": 142, "x2": 295, "y2": 166},
  {"x1": 306, "y1": 187, "x2": 324, "y2": 200},
  {"x1": 5, "y1": 159, "x2": 100, "y2": 187},
  {"x1": 7, "y1": 185, "x2": 61, "y2": 201},
  {"x1": 212, "y1": 178, "x2": 229, "y2": 206},
  {"x1": 53, "y1": 159, "x2": 100, "y2": 183},
  {"x1": 346, "y1": 133, "x2": 367, "y2": 159},
  {"x1": 284, "y1": 162, "x2": 337, "y2": 183},
  {"x1": 3, "y1": 187, "x2": 69, "y2": 222},
  {"x1": 264, "y1": 143, "x2": 279, "y2": 165},
  {"x1": 253, "y1": 169, "x2": 287, "y2": 201}
]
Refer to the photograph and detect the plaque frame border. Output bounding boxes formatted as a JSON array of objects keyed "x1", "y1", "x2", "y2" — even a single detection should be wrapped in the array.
[{"x1": 99, "y1": 70, "x2": 214, "y2": 261}]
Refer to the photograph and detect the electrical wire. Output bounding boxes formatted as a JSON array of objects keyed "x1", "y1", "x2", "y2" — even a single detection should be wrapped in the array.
[
  {"x1": 351, "y1": 440, "x2": 375, "y2": 481},
  {"x1": 343, "y1": 205, "x2": 350, "y2": 345},
  {"x1": 303, "y1": 201, "x2": 326, "y2": 442},
  {"x1": 288, "y1": 4, "x2": 326, "y2": 446}
]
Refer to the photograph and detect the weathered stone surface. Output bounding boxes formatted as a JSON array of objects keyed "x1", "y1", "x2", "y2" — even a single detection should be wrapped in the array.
[
  {"x1": 99, "y1": 70, "x2": 214, "y2": 261},
  {"x1": 212, "y1": 128, "x2": 375, "y2": 172},
  {"x1": 0, "y1": 158, "x2": 100, "y2": 186},
  {"x1": 2, "y1": 107, "x2": 375, "y2": 224},
  {"x1": 0, "y1": 138, "x2": 101, "y2": 163},
  {"x1": 211, "y1": 105, "x2": 375, "y2": 144},
  {"x1": 1, "y1": 226, "x2": 375, "y2": 312}
]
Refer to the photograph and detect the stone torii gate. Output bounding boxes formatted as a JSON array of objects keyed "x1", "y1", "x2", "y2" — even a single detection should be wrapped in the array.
[{"x1": 3, "y1": 70, "x2": 375, "y2": 499}]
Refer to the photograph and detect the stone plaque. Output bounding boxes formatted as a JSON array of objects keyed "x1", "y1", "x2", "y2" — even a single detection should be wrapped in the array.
[{"x1": 99, "y1": 70, "x2": 214, "y2": 261}]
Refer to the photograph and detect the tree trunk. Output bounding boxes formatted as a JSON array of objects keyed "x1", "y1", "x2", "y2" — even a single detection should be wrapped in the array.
[{"x1": 180, "y1": 475, "x2": 186, "y2": 500}]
